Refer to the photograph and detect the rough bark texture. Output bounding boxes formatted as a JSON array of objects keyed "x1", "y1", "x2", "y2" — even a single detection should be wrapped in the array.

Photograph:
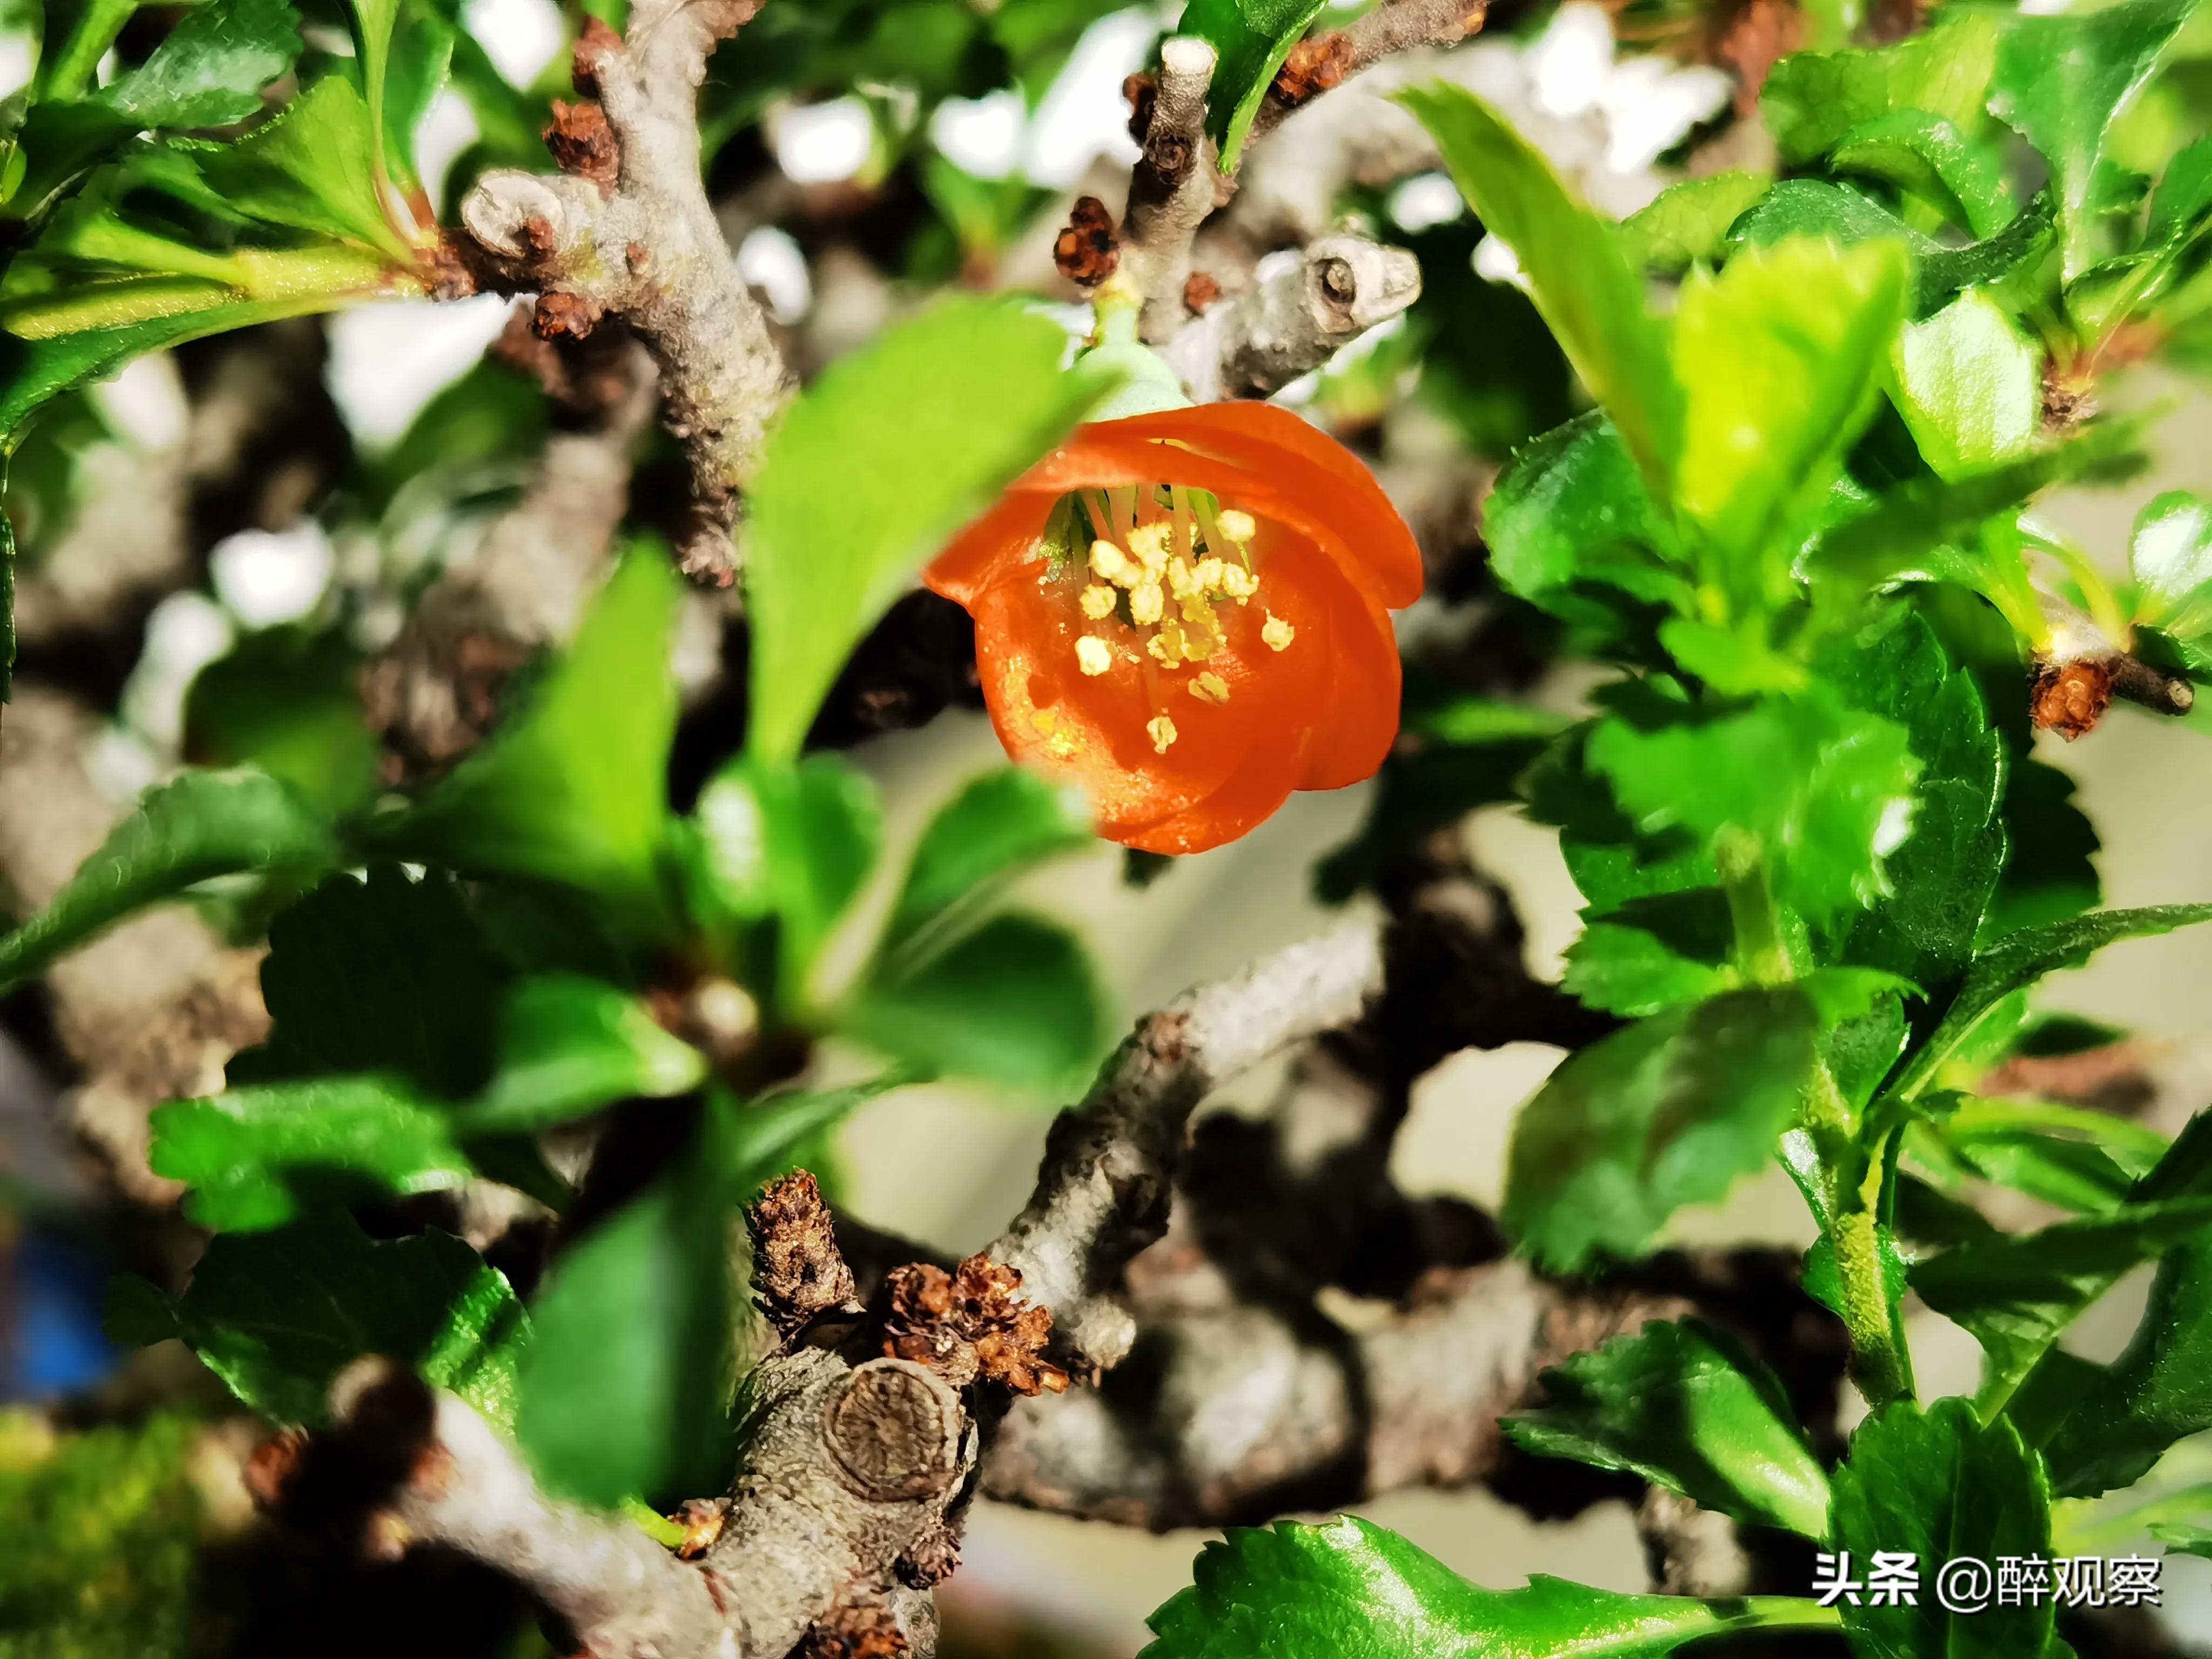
[
  {"x1": 458, "y1": 0, "x2": 791, "y2": 583},
  {"x1": 1164, "y1": 234, "x2": 1422, "y2": 401}
]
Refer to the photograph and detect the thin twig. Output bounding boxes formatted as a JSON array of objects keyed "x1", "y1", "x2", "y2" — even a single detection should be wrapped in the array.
[{"x1": 1120, "y1": 35, "x2": 1223, "y2": 342}]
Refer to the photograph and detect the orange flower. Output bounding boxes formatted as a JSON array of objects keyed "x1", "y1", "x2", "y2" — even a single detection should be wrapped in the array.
[{"x1": 926, "y1": 403, "x2": 1422, "y2": 855}]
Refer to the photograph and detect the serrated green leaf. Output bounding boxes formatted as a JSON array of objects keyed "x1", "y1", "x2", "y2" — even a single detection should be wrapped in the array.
[
  {"x1": 1399, "y1": 84, "x2": 1682, "y2": 502},
  {"x1": 846, "y1": 911, "x2": 1103, "y2": 1092},
  {"x1": 1483, "y1": 412, "x2": 1682, "y2": 629},
  {"x1": 882, "y1": 766, "x2": 1095, "y2": 956},
  {"x1": 1913, "y1": 1196, "x2": 2212, "y2": 1400},
  {"x1": 1828, "y1": 1397, "x2": 2054, "y2": 1659},
  {"x1": 1991, "y1": 0, "x2": 2196, "y2": 281},
  {"x1": 97, "y1": 0, "x2": 301, "y2": 129},
  {"x1": 236, "y1": 865, "x2": 503, "y2": 1096},
  {"x1": 455, "y1": 975, "x2": 707, "y2": 1135},
  {"x1": 745, "y1": 295, "x2": 1108, "y2": 765},
  {"x1": 174, "y1": 73, "x2": 414, "y2": 262},
  {"x1": 370, "y1": 548, "x2": 682, "y2": 930},
  {"x1": 1889, "y1": 290, "x2": 2042, "y2": 482},
  {"x1": 1889, "y1": 903, "x2": 2212, "y2": 1103},
  {"x1": 108, "y1": 1209, "x2": 525, "y2": 1429},
  {"x1": 0, "y1": 767, "x2": 334, "y2": 992},
  {"x1": 1507, "y1": 1318, "x2": 1831, "y2": 1537},
  {"x1": 1559, "y1": 890, "x2": 1737, "y2": 1018},
  {"x1": 150, "y1": 1074, "x2": 474, "y2": 1232},
  {"x1": 1139, "y1": 1514, "x2": 1837, "y2": 1659},
  {"x1": 1822, "y1": 608, "x2": 2007, "y2": 992},
  {"x1": 1829, "y1": 110, "x2": 2015, "y2": 238},
  {"x1": 1670, "y1": 236, "x2": 1910, "y2": 598},
  {"x1": 1504, "y1": 987, "x2": 1818, "y2": 1272},
  {"x1": 1619, "y1": 173, "x2": 1772, "y2": 275},
  {"x1": 1761, "y1": 12, "x2": 2002, "y2": 165},
  {"x1": 1177, "y1": 0, "x2": 1325, "y2": 170},
  {"x1": 185, "y1": 626, "x2": 380, "y2": 817},
  {"x1": 1729, "y1": 181, "x2": 2058, "y2": 320},
  {"x1": 683, "y1": 752, "x2": 880, "y2": 1003},
  {"x1": 1587, "y1": 689, "x2": 1920, "y2": 928}
]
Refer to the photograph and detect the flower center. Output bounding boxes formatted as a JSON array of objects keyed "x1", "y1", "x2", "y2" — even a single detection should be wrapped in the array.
[{"x1": 1044, "y1": 483, "x2": 1296, "y2": 756}]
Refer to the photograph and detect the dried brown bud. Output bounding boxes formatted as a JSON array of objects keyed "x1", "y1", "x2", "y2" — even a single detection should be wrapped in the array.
[
  {"x1": 1272, "y1": 31, "x2": 1358, "y2": 106},
  {"x1": 244, "y1": 1429, "x2": 308, "y2": 1512},
  {"x1": 570, "y1": 15, "x2": 622, "y2": 99},
  {"x1": 531, "y1": 291, "x2": 603, "y2": 341},
  {"x1": 672, "y1": 1496, "x2": 730, "y2": 1560},
  {"x1": 544, "y1": 99, "x2": 619, "y2": 194},
  {"x1": 802, "y1": 1596, "x2": 907, "y2": 1659},
  {"x1": 1054, "y1": 195, "x2": 1121, "y2": 287},
  {"x1": 1183, "y1": 270, "x2": 1223, "y2": 313},
  {"x1": 746, "y1": 1170, "x2": 860, "y2": 1335},
  {"x1": 879, "y1": 1253, "x2": 1068, "y2": 1396},
  {"x1": 2032, "y1": 657, "x2": 2114, "y2": 739},
  {"x1": 1123, "y1": 71, "x2": 1157, "y2": 143}
]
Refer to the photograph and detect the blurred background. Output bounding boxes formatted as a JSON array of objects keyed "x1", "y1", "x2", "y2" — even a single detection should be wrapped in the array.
[{"x1": 1, "y1": 0, "x2": 2209, "y2": 1651}]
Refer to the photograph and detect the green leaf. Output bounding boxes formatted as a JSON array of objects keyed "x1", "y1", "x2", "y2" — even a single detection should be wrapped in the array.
[
  {"x1": 1399, "y1": 83, "x2": 1682, "y2": 501},
  {"x1": 2038, "y1": 1233, "x2": 2212, "y2": 1496},
  {"x1": 1670, "y1": 235, "x2": 1911, "y2": 593},
  {"x1": 1828, "y1": 1397, "x2": 2054, "y2": 1659},
  {"x1": 1176, "y1": 0, "x2": 1325, "y2": 171},
  {"x1": 1483, "y1": 412, "x2": 1681, "y2": 626},
  {"x1": 1620, "y1": 173, "x2": 1773, "y2": 275},
  {"x1": 1822, "y1": 608, "x2": 2007, "y2": 992},
  {"x1": 239, "y1": 865, "x2": 503, "y2": 1096},
  {"x1": 1829, "y1": 110, "x2": 2015, "y2": 238},
  {"x1": 846, "y1": 911, "x2": 1103, "y2": 1092},
  {"x1": 1991, "y1": 0, "x2": 2196, "y2": 281},
  {"x1": 1587, "y1": 689, "x2": 1920, "y2": 928},
  {"x1": 1886, "y1": 903, "x2": 2212, "y2": 1103},
  {"x1": 150, "y1": 1074, "x2": 474, "y2": 1233},
  {"x1": 184, "y1": 626, "x2": 380, "y2": 817},
  {"x1": 882, "y1": 766, "x2": 1095, "y2": 955},
  {"x1": 456, "y1": 976, "x2": 707, "y2": 1135},
  {"x1": 2146, "y1": 134, "x2": 2212, "y2": 248},
  {"x1": 1912, "y1": 1196, "x2": 2212, "y2": 1400},
  {"x1": 372, "y1": 548, "x2": 681, "y2": 929},
  {"x1": 1889, "y1": 290, "x2": 2043, "y2": 482},
  {"x1": 2129, "y1": 489, "x2": 2212, "y2": 640},
  {"x1": 109, "y1": 1209, "x2": 525, "y2": 1429},
  {"x1": 1761, "y1": 12, "x2": 2003, "y2": 166},
  {"x1": 1, "y1": 508, "x2": 12, "y2": 704},
  {"x1": 745, "y1": 295, "x2": 1107, "y2": 764},
  {"x1": 174, "y1": 73, "x2": 414, "y2": 262},
  {"x1": 0, "y1": 767, "x2": 333, "y2": 992},
  {"x1": 516, "y1": 1096, "x2": 740, "y2": 1506},
  {"x1": 1559, "y1": 891, "x2": 1737, "y2": 1018},
  {"x1": 1503, "y1": 987, "x2": 1818, "y2": 1272},
  {"x1": 683, "y1": 753, "x2": 880, "y2": 1002},
  {"x1": 1139, "y1": 1515, "x2": 1837, "y2": 1659},
  {"x1": 97, "y1": 0, "x2": 301, "y2": 129},
  {"x1": 1729, "y1": 181, "x2": 2058, "y2": 321},
  {"x1": 1506, "y1": 1318, "x2": 1831, "y2": 1537}
]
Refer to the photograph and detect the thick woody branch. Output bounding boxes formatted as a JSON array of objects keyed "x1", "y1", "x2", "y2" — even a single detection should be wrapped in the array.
[
  {"x1": 459, "y1": 0, "x2": 791, "y2": 584},
  {"x1": 1121, "y1": 36, "x2": 1223, "y2": 342},
  {"x1": 1163, "y1": 234, "x2": 1422, "y2": 401},
  {"x1": 982, "y1": 1258, "x2": 1678, "y2": 1528},
  {"x1": 988, "y1": 919, "x2": 1387, "y2": 1375},
  {"x1": 1250, "y1": 0, "x2": 1490, "y2": 143}
]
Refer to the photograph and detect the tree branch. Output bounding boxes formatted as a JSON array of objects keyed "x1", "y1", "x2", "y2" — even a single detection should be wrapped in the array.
[
  {"x1": 458, "y1": 0, "x2": 791, "y2": 584},
  {"x1": 1120, "y1": 36, "x2": 1223, "y2": 342},
  {"x1": 1164, "y1": 234, "x2": 1421, "y2": 401},
  {"x1": 987, "y1": 919, "x2": 1387, "y2": 1377},
  {"x1": 1249, "y1": 0, "x2": 1491, "y2": 144}
]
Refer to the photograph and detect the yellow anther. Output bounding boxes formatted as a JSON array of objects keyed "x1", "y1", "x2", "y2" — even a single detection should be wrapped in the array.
[
  {"x1": 1166, "y1": 555, "x2": 1199, "y2": 599},
  {"x1": 1190, "y1": 672, "x2": 1231, "y2": 704},
  {"x1": 1079, "y1": 584, "x2": 1117, "y2": 619},
  {"x1": 1217, "y1": 508, "x2": 1257, "y2": 543},
  {"x1": 1147, "y1": 628, "x2": 1184, "y2": 667},
  {"x1": 1261, "y1": 613, "x2": 1296, "y2": 652},
  {"x1": 1219, "y1": 564, "x2": 1257, "y2": 601},
  {"x1": 1194, "y1": 556, "x2": 1226, "y2": 592},
  {"x1": 1031, "y1": 709, "x2": 1059, "y2": 736},
  {"x1": 1128, "y1": 521, "x2": 1171, "y2": 577},
  {"x1": 1089, "y1": 539, "x2": 1139, "y2": 587},
  {"x1": 1075, "y1": 636, "x2": 1114, "y2": 676},
  {"x1": 1147, "y1": 714, "x2": 1178, "y2": 754},
  {"x1": 1129, "y1": 582, "x2": 1165, "y2": 625}
]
